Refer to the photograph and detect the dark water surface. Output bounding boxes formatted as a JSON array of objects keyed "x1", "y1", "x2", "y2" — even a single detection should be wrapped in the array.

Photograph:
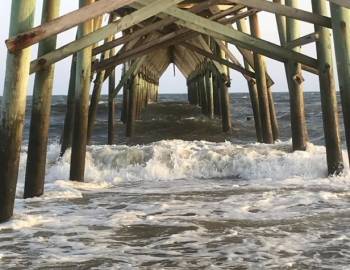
[
  {"x1": 0, "y1": 93, "x2": 349, "y2": 269},
  {"x1": 18, "y1": 92, "x2": 345, "y2": 145}
]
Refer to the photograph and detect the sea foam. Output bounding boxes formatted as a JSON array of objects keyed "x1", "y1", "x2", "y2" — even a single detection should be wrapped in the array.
[
  {"x1": 2, "y1": 140, "x2": 349, "y2": 269},
  {"x1": 13, "y1": 139, "x2": 350, "y2": 201}
]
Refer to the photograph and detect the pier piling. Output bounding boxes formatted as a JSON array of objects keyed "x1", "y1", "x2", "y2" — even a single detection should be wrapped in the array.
[
  {"x1": 330, "y1": 3, "x2": 350, "y2": 166},
  {"x1": 249, "y1": 13, "x2": 274, "y2": 144},
  {"x1": 126, "y1": 75, "x2": 137, "y2": 137},
  {"x1": 0, "y1": 0, "x2": 36, "y2": 222},
  {"x1": 108, "y1": 58, "x2": 116, "y2": 145},
  {"x1": 237, "y1": 19, "x2": 263, "y2": 143},
  {"x1": 312, "y1": 0, "x2": 344, "y2": 175},
  {"x1": 70, "y1": 0, "x2": 94, "y2": 182},
  {"x1": 60, "y1": 53, "x2": 77, "y2": 157},
  {"x1": 24, "y1": 0, "x2": 60, "y2": 199}
]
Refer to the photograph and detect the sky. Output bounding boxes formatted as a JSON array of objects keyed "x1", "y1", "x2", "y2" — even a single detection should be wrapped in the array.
[{"x1": 0, "y1": 1, "x2": 326, "y2": 96}]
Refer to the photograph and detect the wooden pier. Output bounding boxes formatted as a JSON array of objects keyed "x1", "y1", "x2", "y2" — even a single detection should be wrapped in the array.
[{"x1": 0, "y1": 0, "x2": 349, "y2": 222}]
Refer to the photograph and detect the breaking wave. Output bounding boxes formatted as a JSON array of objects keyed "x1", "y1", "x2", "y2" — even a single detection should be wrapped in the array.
[{"x1": 15, "y1": 139, "x2": 350, "y2": 199}]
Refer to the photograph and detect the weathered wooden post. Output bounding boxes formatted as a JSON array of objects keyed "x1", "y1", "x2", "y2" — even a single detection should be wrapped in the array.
[
  {"x1": 191, "y1": 80, "x2": 194, "y2": 105},
  {"x1": 196, "y1": 74, "x2": 202, "y2": 108},
  {"x1": 206, "y1": 69, "x2": 214, "y2": 119},
  {"x1": 87, "y1": 70, "x2": 105, "y2": 144},
  {"x1": 194, "y1": 75, "x2": 199, "y2": 105},
  {"x1": 267, "y1": 86, "x2": 279, "y2": 141},
  {"x1": 283, "y1": 0, "x2": 308, "y2": 151},
  {"x1": 121, "y1": 64, "x2": 128, "y2": 124},
  {"x1": 108, "y1": 64, "x2": 116, "y2": 145},
  {"x1": 126, "y1": 75, "x2": 137, "y2": 137},
  {"x1": 312, "y1": 0, "x2": 344, "y2": 175},
  {"x1": 330, "y1": 3, "x2": 350, "y2": 165},
  {"x1": 155, "y1": 81, "x2": 159, "y2": 102},
  {"x1": 60, "y1": 53, "x2": 77, "y2": 157},
  {"x1": 187, "y1": 79, "x2": 192, "y2": 104},
  {"x1": 87, "y1": 48, "x2": 111, "y2": 143},
  {"x1": 0, "y1": 0, "x2": 36, "y2": 222},
  {"x1": 249, "y1": 13, "x2": 274, "y2": 144},
  {"x1": 70, "y1": 0, "x2": 94, "y2": 181},
  {"x1": 136, "y1": 75, "x2": 141, "y2": 119},
  {"x1": 273, "y1": 0, "x2": 287, "y2": 46},
  {"x1": 201, "y1": 71, "x2": 208, "y2": 115},
  {"x1": 213, "y1": 72, "x2": 221, "y2": 117},
  {"x1": 195, "y1": 78, "x2": 200, "y2": 106},
  {"x1": 24, "y1": 0, "x2": 60, "y2": 199},
  {"x1": 236, "y1": 19, "x2": 263, "y2": 143},
  {"x1": 219, "y1": 49, "x2": 232, "y2": 132},
  {"x1": 144, "y1": 75, "x2": 149, "y2": 107}
]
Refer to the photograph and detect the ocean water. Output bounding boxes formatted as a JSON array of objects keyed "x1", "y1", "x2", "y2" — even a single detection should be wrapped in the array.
[{"x1": 1, "y1": 93, "x2": 350, "y2": 269}]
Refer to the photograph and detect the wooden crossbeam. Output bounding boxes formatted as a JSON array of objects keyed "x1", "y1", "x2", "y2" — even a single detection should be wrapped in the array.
[
  {"x1": 284, "y1": 32, "x2": 319, "y2": 49},
  {"x1": 328, "y1": 0, "x2": 350, "y2": 8},
  {"x1": 209, "y1": 4, "x2": 245, "y2": 20},
  {"x1": 221, "y1": 38, "x2": 275, "y2": 87},
  {"x1": 6, "y1": 0, "x2": 135, "y2": 52},
  {"x1": 219, "y1": 8, "x2": 258, "y2": 25},
  {"x1": 216, "y1": 41, "x2": 252, "y2": 80},
  {"x1": 132, "y1": 0, "x2": 318, "y2": 68},
  {"x1": 199, "y1": 37, "x2": 226, "y2": 69},
  {"x1": 173, "y1": 48, "x2": 191, "y2": 77},
  {"x1": 93, "y1": 19, "x2": 171, "y2": 56},
  {"x1": 29, "y1": 0, "x2": 184, "y2": 74},
  {"x1": 174, "y1": 45, "x2": 198, "y2": 73},
  {"x1": 111, "y1": 56, "x2": 147, "y2": 99},
  {"x1": 182, "y1": 42, "x2": 255, "y2": 78},
  {"x1": 180, "y1": 44, "x2": 203, "y2": 70},
  {"x1": 93, "y1": 0, "x2": 223, "y2": 57},
  {"x1": 93, "y1": 28, "x2": 193, "y2": 72},
  {"x1": 166, "y1": 7, "x2": 318, "y2": 68},
  {"x1": 94, "y1": 4, "x2": 262, "y2": 73},
  {"x1": 226, "y1": 0, "x2": 332, "y2": 28},
  {"x1": 103, "y1": 33, "x2": 146, "y2": 81}
]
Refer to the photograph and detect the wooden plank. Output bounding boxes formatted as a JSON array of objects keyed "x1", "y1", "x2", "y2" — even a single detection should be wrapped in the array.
[
  {"x1": 218, "y1": 8, "x2": 258, "y2": 25},
  {"x1": 196, "y1": 36, "x2": 226, "y2": 74},
  {"x1": 93, "y1": 28, "x2": 193, "y2": 72},
  {"x1": 173, "y1": 47, "x2": 195, "y2": 76},
  {"x1": 216, "y1": 39, "x2": 274, "y2": 87},
  {"x1": 166, "y1": 7, "x2": 319, "y2": 68},
  {"x1": 6, "y1": 0, "x2": 135, "y2": 52},
  {"x1": 93, "y1": 7, "x2": 270, "y2": 73},
  {"x1": 93, "y1": 0, "x2": 225, "y2": 57},
  {"x1": 136, "y1": 0, "x2": 317, "y2": 68},
  {"x1": 285, "y1": 32, "x2": 319, "y2": 49},
  {"x1": 93, "y1": 18, "x2": 173, "y2": 56},
  {"x1": 182, "y1": 42, "x2": 255, "y2": 78},
  {"x1": 111, "y1": 56, "x2": 147, "y2": 99},
  {"x1": 226, "y1": 0, "x2": 332, "y2": 28},
  {"x1": 30, "y1": 0, "x2": 184, "y2": 74},
  {"x1": 328, "y1": 0, "x2": 350, "y2": 8}
]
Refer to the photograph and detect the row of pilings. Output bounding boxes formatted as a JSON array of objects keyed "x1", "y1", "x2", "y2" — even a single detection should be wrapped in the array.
[
  {"x1": 187, "y1": 62, "x2": 228, "y2": 126},
  {"x1": 123, "y1": 70, "x2": 159, "y2": 137},
  {"x1": 1, "y1": 0, "x2": 350, "y2": 224},
  {"x1": 187, "y1": 36, "x2": 233, "y2": 132}
]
